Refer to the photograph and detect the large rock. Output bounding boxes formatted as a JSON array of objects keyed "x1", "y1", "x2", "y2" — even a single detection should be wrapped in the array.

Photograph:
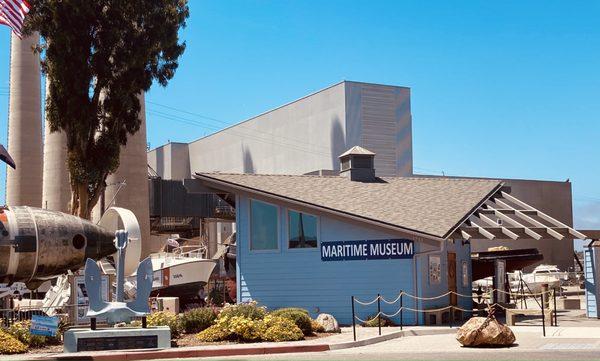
[
  {"x1": 456, "y1": 317, "x2": 516, "y2": 347},
  {"x1": 316, "y1": 313, "x2": 341, "y2": 333}
]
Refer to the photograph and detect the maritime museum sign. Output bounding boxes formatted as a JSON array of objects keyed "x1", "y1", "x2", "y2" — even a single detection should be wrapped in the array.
[{"x1": 321, "y1": 239, "x2": 414, "y2": 261}]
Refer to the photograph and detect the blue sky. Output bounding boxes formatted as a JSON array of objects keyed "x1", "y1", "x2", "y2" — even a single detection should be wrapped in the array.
[{"x1": 0, "y1": 1, "x2": 598, "y2": 247}]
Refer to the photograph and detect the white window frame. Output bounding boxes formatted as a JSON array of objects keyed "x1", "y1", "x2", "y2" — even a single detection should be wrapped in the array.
[
  {"x1": 249, "y1": 199, "x2": 280, "y2": 253},
  {"x1": 286, "y1": 208, "x2": 320, "y2": 251}
]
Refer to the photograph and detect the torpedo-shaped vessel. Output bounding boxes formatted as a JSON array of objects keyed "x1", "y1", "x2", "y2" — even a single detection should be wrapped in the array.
[{"x1": 0, "y1": 206, "x2": 116, "y2": 289}]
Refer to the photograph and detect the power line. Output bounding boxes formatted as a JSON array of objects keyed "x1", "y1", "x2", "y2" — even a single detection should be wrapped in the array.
[
  {"x1": 146, "y1": 109, "x2": 334, "y2": 160},
  {"x1": 146, "y1": 100, "x2": 334, "y2": 153}
]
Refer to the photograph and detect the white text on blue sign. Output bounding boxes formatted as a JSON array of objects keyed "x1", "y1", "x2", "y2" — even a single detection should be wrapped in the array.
[{"x1": 321, "y1": 239, "x2": 414, "y2": 261}]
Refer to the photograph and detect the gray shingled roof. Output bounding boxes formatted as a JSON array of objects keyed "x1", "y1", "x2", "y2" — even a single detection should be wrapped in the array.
[{"x1": 195, "y1": 173, "x2": 503, "y2": 239}]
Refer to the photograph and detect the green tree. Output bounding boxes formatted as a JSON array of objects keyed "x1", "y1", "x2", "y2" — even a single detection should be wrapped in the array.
[{"x1": 24, "y1": 0, "x2": 189, "y2": 218}]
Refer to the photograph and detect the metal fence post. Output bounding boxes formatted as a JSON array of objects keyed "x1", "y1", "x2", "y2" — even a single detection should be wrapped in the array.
[
  {"x1": 400, "y1": 291, "x2": 403, "y2": 331},
  {"x1": 377, "y1": 293, "x2": 381, "y2": 336},
  {"x1": 351, "y1": 296, "x2": 357, "y2": 341},
  {"x1": 553, "y1": 289, "x2": 558, "y2": 327},
  {"x1": 541, "y1": 292, "x2": 546, "y2": 337}
]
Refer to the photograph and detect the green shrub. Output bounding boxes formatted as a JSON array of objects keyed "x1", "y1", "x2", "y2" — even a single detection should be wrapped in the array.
[
  {"x1": 147, "y1": 311, "x2": 181, "y2": 338},
  {"x1": 196, "y1": 324, "x2": 231, "y2": 342},
  {"x1": 0, "y1": 330, "x2": 27, "y2": 354},
  {"x1": 361, "y1": 314, "x2": 395, "y2": 327},
  {"x1": 270, "y1": 308, "x2": 312, "y2": 335},
  {"x1": 197, "y1": 315, "x2": 262, "y2": 342},
  {"x1": 6, "y1": 320, "x2": 47, "y2": 347},
  {"x1": 261, "y1": 315, "x2": 303, "y2": 342},
  {"x1": 310, "y1": 319, "x2": 325, "y2": 333},
  {"x1": 271, "y1": 307, "x2": 309, "y2": 315},
  {"x1": 218, "y1": 302, "x2": 266, "y2": 321},
  {"x1": 180, "y1": 308, "x2": 217, "y2": 333},
  {"x1": 195, "y1": 315, "x2": 304, "y2": 343}
]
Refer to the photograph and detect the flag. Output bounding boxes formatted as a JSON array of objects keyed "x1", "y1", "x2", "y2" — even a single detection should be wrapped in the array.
[{"x1": 0, "y1": 0, "x2": 30, "y2": 38}]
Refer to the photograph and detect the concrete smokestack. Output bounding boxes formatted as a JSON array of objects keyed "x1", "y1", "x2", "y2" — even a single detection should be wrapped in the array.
[
  {"x1": 41, "y1": 78, "x2": 70, "y2": 212},
  {"x1": 93, "y1": 93, "x2": 152, "y2": 257},
  {"x1": 6, "y1": 33, "x2": 43, "y2": 207}
]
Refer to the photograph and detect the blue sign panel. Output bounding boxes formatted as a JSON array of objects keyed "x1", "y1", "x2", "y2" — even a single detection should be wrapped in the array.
[
  {"x1": 30, "y1": 315, "x2": 59, "y2": 337},
  {"x1": 321, "y1": 239, "x2": 414, "y2": 261}
]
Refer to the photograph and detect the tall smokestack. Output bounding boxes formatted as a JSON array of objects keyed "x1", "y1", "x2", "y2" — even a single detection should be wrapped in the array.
[
  {"x1": 6, "y1": 33, "x2": 43, "y2": 207},
  {"x1": 41, "y1": 78, "x2": 70, "y2": 212},
  {"x1": 93, "y1": 93, "x2": 151, "y2": 257}
]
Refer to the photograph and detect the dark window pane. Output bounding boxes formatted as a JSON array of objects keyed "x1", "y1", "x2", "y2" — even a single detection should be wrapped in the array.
[
  {"x1": 288, "y1": 210, "x2": 318, "y2": 248},
  {"x1": 250, "y1": 200, "x2": 278, "y2": 250},
  {"x1": 352, "y1": 156, "x2": 372, "y2": 169}
]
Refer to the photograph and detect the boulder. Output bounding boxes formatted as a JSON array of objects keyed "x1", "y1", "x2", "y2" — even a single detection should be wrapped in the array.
[
  {"x1": 456, "y1": 316, "x2": 516, "y2": 347},
  {"x1": 316, "y1": 313, "x2": 341, "y2": 333}
]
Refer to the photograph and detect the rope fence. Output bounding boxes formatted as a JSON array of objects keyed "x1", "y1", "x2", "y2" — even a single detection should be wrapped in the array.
[{"x1": 350, "y1": 288, "x2": 557, "y2": 341}]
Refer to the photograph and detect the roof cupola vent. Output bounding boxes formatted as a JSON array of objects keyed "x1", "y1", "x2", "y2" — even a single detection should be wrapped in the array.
[{"x1": 339, "y1": 146, "x2": 376, "y2": 182}]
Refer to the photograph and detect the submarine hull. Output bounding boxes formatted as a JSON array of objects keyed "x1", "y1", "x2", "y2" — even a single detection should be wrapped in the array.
[{"x1": 0, "y1": 206, "x2": 116, "y2": 288}]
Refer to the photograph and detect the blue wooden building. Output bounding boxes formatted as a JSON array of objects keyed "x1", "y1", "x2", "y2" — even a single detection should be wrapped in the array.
[{"x1": 193, "y1": 147, "x2": 589, "y2": 325}]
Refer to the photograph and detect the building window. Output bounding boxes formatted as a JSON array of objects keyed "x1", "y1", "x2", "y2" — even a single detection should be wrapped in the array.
[
  {"x1": 288, "y1": 210, "x2": 318, "y2": 249},
  {"x1": 341, "y1": 158, "x2": 350, "y2": 171},
  {"x1": 250, "y1": 200, "x2": 278, "y2": 250}
]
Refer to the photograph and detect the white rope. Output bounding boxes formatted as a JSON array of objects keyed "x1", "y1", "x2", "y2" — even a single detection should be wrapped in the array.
[
  {"x1": 380, "y1": 292, "x2": 404, "y2": 304},
  {"x1": 381, "y1": 307, "x2": 404, "y2": 318},
  {"x1": 354, "y1": 297, "x2": 379, "y2": 306},
  {"x1": 452, "y1": 306, "x2": 476, "y2": 313},
  {"x1": 403, "y1": 291, "x2": 452, "y2": 300},
  {"x1": 354, "y1": 313, "x2": 380, "y2": 323},
  {"x1": 353, "y1": 289, "x2": 550, "y2": 311},
  {"x1": 453, "y1": 291, "x2": 477, "y2": 298},
  {"x1": 402, "y1": 305, "x2": 453, "y2": 313}
]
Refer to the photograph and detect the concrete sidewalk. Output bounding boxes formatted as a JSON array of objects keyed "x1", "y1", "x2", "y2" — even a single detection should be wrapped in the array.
[
  {"x1": 216, "y1": 325, "x2": 600, "y2": 361},
  {"x1": 515, "y1": 325, "x2": 600, "y2": 338}
]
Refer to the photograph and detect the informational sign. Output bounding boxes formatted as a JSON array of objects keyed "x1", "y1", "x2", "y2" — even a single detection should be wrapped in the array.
[
  {"x1": 77, "y1": 335, "x2": 158, "y2": 352},
  {"x1": 429, "y1": 255, "x2": 441, "y2": 285},
  {"x1": 462, "y1": 261, "x2": 469, "y2": 287},
  {"x1": 30, "y1": 315, "x2": 59, "y2": 337},
  {"x1": 74, "y1": 275, "x2": 109, "y2": 324},
  {"x1": 495, "y1": 259, "x2": 507, "y2": 303},
  {"x1": 320, "y1": 239, "x2": 414, "y2": 262}
]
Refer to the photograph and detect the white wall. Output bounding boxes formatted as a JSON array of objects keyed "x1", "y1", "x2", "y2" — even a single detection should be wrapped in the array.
[
  {"x1": 148, "y1": 81, "x2": 414, "y2": 179},
  {"x1": 188, "y1": 82, "x2": 348, "y2": 176}
]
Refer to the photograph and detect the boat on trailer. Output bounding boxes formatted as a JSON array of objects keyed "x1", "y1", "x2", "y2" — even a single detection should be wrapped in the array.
[{"x1": 147, "y1": 244, "x2": 217, "y2": 302}]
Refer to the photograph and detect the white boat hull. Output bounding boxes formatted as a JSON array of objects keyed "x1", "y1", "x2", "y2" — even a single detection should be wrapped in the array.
[{"x1": 151, "y1": 258, "x2": 217, "y2": 300}]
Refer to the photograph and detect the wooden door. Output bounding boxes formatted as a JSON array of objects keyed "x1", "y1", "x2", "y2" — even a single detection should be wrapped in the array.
[{"x1": 447, "y1": 252, "x2": 457, "y2": 305}]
